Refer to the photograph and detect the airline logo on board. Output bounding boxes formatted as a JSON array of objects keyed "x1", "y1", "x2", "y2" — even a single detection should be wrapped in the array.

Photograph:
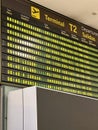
[{"x1": 31, "y1": 6, "x2": 40, "y2": 19}]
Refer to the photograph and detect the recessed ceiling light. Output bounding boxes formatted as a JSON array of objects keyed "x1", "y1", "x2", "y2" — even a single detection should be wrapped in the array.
[{"x1": 92, "y1": 12, "x2": 97, "y2": 15}]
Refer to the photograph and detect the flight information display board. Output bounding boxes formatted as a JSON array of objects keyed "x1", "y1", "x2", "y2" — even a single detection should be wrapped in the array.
[{"x1": 1, "y1": 0, "x2": 98, "y2": 98}]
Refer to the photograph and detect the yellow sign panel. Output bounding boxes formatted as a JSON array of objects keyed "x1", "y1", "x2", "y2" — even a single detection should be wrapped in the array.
[{"x1": 31, "y1": 6, "x2": 40, "y2": 19}]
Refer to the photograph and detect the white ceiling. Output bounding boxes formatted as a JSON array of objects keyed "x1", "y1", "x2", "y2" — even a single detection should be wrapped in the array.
[{"x1": 31, "y1": 0, "x2": 98, "y2": 30}]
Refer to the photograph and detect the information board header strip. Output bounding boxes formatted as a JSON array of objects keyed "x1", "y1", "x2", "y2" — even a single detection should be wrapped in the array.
[{"x1": 2, "y1": 0, "x2": 98, "y2": 47}]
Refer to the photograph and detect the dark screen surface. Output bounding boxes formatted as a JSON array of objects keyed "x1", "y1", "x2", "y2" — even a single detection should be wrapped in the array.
[
  {"x1": 1, "y1": 0, "x2": 98, "y2": 98},
  {"x1": 37, "y1": 88, "x2": 98, "y2": 130}
]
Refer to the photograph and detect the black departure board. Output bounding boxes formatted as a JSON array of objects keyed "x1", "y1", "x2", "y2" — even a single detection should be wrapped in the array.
[{"x1": 1, "y1": 0, "x2": 98, "y2": 98}]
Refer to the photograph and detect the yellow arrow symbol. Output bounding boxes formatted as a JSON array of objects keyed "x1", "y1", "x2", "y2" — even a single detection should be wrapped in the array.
[{"x1": 31, "y1": 6, "x2": 40, "y2": 19}]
